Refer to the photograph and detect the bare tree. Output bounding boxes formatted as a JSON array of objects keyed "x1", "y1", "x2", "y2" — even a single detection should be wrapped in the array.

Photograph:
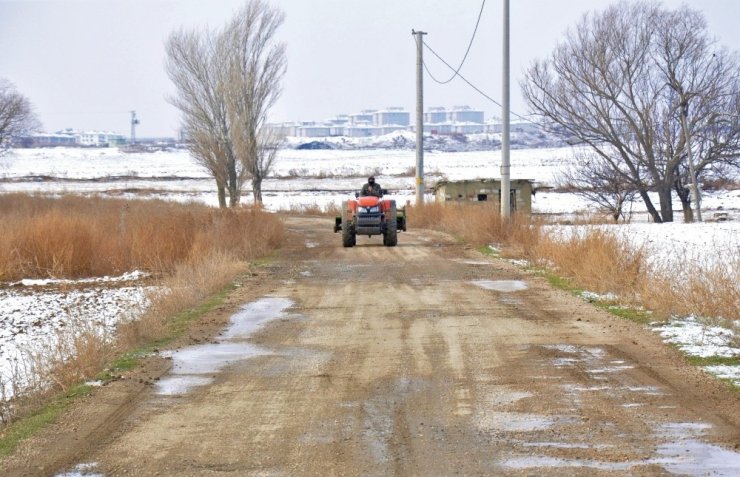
[
  {"x1": 224, "y1": 0, "x2": 286, "y2": 206},
  {"x1": 0, "y1": 79, "x2": 40, "y2": 153},
  {"x1": 166, "y1": 28, "x2": 238, "y2": 208},
  {"x1": 559, "y1": 151, "x2": 638, "y2": 222},
  {"x1": 522, "y1": 1, "x2": 740, "y2": 223},
  {"x1": 165, "y1": 0, "x2": 285, "y2": 208}
]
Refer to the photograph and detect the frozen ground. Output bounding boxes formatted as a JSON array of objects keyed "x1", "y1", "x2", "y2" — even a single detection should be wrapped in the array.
[{"x1": 1, "y1": 146, "x2": 738, "y2": 394}]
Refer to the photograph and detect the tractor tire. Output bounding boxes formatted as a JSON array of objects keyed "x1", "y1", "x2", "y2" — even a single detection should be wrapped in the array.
[
  {"x1": 384, "y1": 202, "x2": 398, "y2": 247},
  {"x1": 342, "y1": 203, "x2": 356, "y2": 247}
]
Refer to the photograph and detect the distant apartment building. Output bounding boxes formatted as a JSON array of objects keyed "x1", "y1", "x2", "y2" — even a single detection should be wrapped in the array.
[
  {"x1": 20, "y1": 132, "x2": 78, "y2": 147},
  {"x1": 424, "y1": 105, "x2": 484, "y2": 125},
  {"x1": 449, "y1": 105, "x2": 484, "y2": 123},
  {"x1": 78, "y1": 131, "x2": 127, "y2": 147},
  {"x1": 17, "y1": 129, "x2": 127, "y2": 148},
  {"x1": 345, "y1": 124, "x2": 378, "y2": 137},
  {"x1": 424, "y1": 107, "x2": 448, "y2": 124},
  {"x1": 264, "y1": 106, "x2": 412, "y2": 138},
  {"x1": 373, "y1": 107, "x2": 410, "y2": 127},
  {"x1": 349, "y1": 110, "x2": 376, "y2": 125},
  {"x1": 422, "y1": 105, "x2": 485, "y2": 135},
  {"x1": 296, "y1": 123, "x2": 331, "y2": 138}
]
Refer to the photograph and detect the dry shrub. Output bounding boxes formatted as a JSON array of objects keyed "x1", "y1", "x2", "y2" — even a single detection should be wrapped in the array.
[
  {"x1": 535, "y1": 228, "x2": 646, "y2": 297},
  {"x1": 41, "y1": 328, "x2": 114, "y2": 392},
  {"x1": 408, "y1": 203, "x2": 542, "y2": 256},
  {"x1": 0, "y1": 194, "x2": 284, "y2": 280},
  {"x1": 646, "y1": 252, "x2": 740, "y2": 321}
]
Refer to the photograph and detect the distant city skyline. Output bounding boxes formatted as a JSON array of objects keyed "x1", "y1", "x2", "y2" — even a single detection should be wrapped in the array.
[{"x1": 1, "y1": 0, "x2": 738, "y2": 137}]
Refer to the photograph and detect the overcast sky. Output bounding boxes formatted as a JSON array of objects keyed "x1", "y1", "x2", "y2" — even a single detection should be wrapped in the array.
[{"x1": 1, "y1": 0, "x2": 738, "y2": 137}]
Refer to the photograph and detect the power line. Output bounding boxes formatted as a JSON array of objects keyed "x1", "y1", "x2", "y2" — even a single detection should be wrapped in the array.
[
  {"x1": 425, "y1": 0, "x2": 486, "y2": 85},
  {"x1": 422, "y1": 40, "x2": 534, "y2": 124}
]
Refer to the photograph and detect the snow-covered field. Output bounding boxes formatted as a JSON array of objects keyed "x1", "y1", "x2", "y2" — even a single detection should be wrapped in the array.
[{"x1": 0, "y1": 146, "x2": 737, "y2": 394}]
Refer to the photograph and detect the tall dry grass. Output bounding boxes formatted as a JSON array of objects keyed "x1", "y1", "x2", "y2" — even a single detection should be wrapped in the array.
[
  {"x1": 413, "y1": 202, "x2": 739, "y2": 322},
  {"x1": 408, "y1": 203, "x2": 542, "y2": 257},
  {"x1": 0, "y1": 194, "x2": 283, "y2": 280}
]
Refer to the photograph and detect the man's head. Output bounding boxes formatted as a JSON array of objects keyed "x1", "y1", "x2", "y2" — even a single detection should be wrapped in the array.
[{"x1": 368, "y1": 176, "x2": 375, "y2": 185}]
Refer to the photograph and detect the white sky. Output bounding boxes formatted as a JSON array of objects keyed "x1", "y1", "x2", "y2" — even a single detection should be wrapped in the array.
[{"x1": 1, "y1": 0, "x2": 738, "y2": 137}]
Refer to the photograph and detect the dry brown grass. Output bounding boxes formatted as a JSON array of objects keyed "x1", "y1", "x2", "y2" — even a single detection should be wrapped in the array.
[
  {"x1": 0, "y1": 194, "x2": 284, "y2": 280},
  {"x1": 534, "y1": 228, "x2": 647, "y2": 298},
  {"x1": 645, "y1": 252, "x2": 740, "y2": 322},
  {"x1": 408, "y1": 203, "x2": 542, "y2": 257}
]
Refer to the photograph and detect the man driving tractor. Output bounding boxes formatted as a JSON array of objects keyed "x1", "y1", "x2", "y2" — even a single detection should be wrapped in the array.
[{"x1": 361, "y1": 176, "x2": 383, "y2": 197}]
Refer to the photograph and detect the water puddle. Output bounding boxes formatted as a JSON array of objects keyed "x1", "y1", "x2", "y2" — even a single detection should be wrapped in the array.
[
  {"x1": 522, "y1": 441, "x2": 613, "y2": 449},
  {"x1": 543, "y1": 344, "x2": 580, "y2": 354},
  {"x1": 503, "y1": 456, "x2": 637, "y2": 471},
  {"x1": 655, "y1": 440, "x2": 740, "y2": 476},
  {"x1": 471, "y1": 280, "x2": 528, "y2": 292},
  {"x1": 156, "y1": 297, "x2": 293, "y2": 395},
  {"x1": 55, "y1": 462, "x2": 103, "y2": 476},
  {"x1": 453, "y1": 259, "x2": 492, "y2": 266},
  {"x1": 588, "y1": 365, "x2": 635, "y2": 374},
  {"x1": 504, "y1": 421, "x2": 740, "y2": 475}
]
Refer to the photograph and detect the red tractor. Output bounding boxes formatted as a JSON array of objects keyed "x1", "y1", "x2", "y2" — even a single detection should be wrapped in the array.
[{"x1": 334, "y1": 189, "x2": 407, "y2": 247}]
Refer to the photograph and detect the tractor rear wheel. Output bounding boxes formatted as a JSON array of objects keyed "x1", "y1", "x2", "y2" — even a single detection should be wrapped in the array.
[
  {"x1": 341, "y1": 203, "x2": 355, "y2": 247},
  {"x1": 384, "y1": 202, "x2": 397, "y2": 247}
]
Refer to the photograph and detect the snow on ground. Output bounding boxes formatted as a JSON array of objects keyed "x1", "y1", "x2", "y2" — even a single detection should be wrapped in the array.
[
  {"x1": 13, "y1": 270, "x2": 148, "y2": 287},
  {"x1": 1, "y1": 146, "x2": 738, "y2": 394},
  {"x1": 652, "y1": 317, "x2": 739, "y2": 386},
  {"x1": 654, "y1": 317, "x2": 737, "y2": 359}
]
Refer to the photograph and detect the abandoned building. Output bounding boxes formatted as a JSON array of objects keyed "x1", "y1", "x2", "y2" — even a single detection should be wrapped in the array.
[{"x1": 433, "y1": 179, "x2": 534, "y2": 214}]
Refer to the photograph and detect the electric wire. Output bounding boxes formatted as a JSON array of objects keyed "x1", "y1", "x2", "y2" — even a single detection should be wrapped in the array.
[
  {"x1": 422, "y1": 40, "x2": 536, "y2": 124},
  {"x1": 425, "y1": 0, "x2": 486, "y2": 85}
]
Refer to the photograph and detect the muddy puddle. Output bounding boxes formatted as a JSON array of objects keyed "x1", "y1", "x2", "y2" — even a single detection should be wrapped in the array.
[
  {"x1": 155, "y1": 297, "x2": 294, "y2": 395},
  {"x1": 471, "y1": 280, "x2": 528, "y2": 292},
  {"x1": 502, "y1": 424, "x2": 740, "y2": 475},
  {"x1": 54, "y1": 462, "x2": 102, "y2": 477}
]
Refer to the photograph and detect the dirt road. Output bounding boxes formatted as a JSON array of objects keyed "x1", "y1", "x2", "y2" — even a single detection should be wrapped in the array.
[{"x1": 4, "y1": 216, "x2": 739, "y2": 476}]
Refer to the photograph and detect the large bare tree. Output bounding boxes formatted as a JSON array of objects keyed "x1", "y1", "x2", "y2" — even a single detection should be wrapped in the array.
[
  {"x1": 224, "y1": 1, "x2": 286, "y2": 205},
  {"x1": 522, "y1": 1, "x2": 740, "y2": 223},
  {"x1": 0, "y1": 79, "x2": 40, "y2": 153},
  {"x1": 165, "y1": 0, "x2": 286, "y2": 208}
]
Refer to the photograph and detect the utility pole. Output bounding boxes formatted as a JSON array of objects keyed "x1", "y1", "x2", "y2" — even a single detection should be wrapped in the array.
[
  {"x1": 500, "y1": 0, "x2": 511, "y2": 219},
  {"x1": 679, "y1": 100, "x2": 702, "y2": 222},
  {"x1": 413, "y1": 29, "x2": 426, "y2": 205},
  {"x1": 130, "y1": 110, "x2": 139, "y2": 146}
]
